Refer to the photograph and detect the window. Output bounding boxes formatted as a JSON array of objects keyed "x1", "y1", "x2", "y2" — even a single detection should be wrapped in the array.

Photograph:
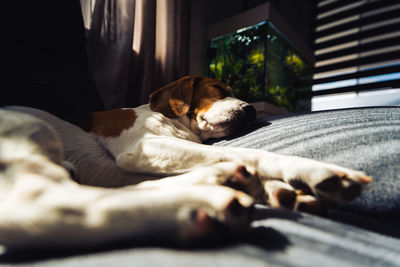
[{"x1": 312, "y1": 0, "x2": 400, "y2": 111}]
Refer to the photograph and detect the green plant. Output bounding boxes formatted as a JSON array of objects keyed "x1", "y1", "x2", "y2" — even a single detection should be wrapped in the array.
[{"x1": 208, "y1": 22, "x2": 311, "y2": 112}]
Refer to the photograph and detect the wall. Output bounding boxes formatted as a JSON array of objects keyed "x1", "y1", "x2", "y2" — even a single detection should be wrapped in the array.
[{"x1": 188, "y1": 0, "x2": 246, "y2": 75}]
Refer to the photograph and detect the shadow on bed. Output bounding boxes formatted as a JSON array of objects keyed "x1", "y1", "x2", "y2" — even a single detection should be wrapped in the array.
[{"x1": 0, "y1": 219, "x2": 291, "y2": 264}]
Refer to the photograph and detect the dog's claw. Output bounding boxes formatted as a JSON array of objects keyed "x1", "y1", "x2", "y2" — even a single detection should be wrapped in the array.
[{"x1": 358, "y1": 174, "x2": 373, "y2": 184}]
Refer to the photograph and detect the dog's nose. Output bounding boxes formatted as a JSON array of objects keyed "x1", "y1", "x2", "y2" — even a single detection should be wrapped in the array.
[
  {"x1": 227, "y1": 104, "x2": 257, "y2": 135},
  {"x1": 243, "y1": 105, "x2": 257, "y2": 122}
]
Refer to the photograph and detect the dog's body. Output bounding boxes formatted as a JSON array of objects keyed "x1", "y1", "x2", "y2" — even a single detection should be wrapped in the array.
[{"x1": 0, "y1": 76, "x2": 371, "y2": 250}]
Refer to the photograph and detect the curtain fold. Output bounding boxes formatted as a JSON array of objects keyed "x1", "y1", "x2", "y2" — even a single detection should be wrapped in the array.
[{"x1": 84, "y1": 0, "x2": 190, "y2": 109}]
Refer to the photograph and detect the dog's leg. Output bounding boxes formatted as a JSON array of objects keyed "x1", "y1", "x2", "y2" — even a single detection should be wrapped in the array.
[
  {"x1": 0, "y1": 160, "x2": 253, "y2": 249},
  {"x1": 117, "y1": 137, "x2": 371, "y2": 208},
  {"x1": 136, "y1": 162, "x2": 325, "y2": 214},
  {"x1": 135, "y1": 162, "x2": 266, "y2": 203}
]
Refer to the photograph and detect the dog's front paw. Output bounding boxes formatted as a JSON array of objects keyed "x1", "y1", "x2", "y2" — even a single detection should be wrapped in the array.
[
  {"x1": 310, "y1": 169, "x2": 372, "y2": 204},
  {"x1": 212, "y1": 163, "x2": 266, "y2": 203},
  {"x1": 183, "y1": 162, "x2": 266, "y2": 203},
  {"x1": 177, "y1": 187, "x2": 253, "y2": 244},
  {"x1": 135, "y1": 162, "x2": 265, "y2": 203},
  {"x1": 260, "y1": 158, "x2": 372, "y2": 213}
]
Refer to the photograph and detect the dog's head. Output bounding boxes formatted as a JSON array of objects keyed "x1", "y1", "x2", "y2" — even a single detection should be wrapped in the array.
[{"x1": 150, "y1": 76, "x2": 256, "y2": 140}]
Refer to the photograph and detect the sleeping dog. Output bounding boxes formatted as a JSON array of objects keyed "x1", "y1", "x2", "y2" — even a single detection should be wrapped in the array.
[{"x1": 0, "y1": 75, "x2": 372, "y2": 249}]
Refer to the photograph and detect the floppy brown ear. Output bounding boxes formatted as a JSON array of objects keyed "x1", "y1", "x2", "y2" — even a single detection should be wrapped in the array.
[{"x1": 149, "y1": 76, "x2": 197, "y2": 118}]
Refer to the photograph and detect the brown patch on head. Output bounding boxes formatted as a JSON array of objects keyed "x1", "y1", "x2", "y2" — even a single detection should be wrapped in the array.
[
  {"x1": 190, "y1": 76, "x2": 233, "y2": 118},
  {"x1": 79, "y1": 109, "x2": 137, "y2": 137},
  {"x1": 149, "y1": 75, "x2": 233, "y2": 118},
  {"x1": 149, "y1": 76, "x2": 195, "y2": 118}
]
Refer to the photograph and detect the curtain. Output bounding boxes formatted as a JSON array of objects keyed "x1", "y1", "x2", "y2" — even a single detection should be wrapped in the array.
[
  {"x1": 83, "y1": 0, "x2": 190, "y2": 109},
  {"x1": 1, "y1": 0, "x2": 105, "y2": 113}
]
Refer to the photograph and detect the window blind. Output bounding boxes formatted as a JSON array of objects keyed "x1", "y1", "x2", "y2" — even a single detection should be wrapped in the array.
[{"x1": 312, "y1": 0, "x2": 400, "y2": 97}]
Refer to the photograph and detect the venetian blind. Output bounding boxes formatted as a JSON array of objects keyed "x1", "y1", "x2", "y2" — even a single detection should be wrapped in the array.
[{"x1": 312, "y1": 0, "x2": 400, "y2": 97}]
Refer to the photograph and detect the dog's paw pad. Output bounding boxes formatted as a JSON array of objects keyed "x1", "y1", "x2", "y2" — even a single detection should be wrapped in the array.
[
  {"x1": 191, "y1": 208, "x2": 215, "y2": 236},
  {"x1": 264, "y1": 180, "x2": 328, "y2": 214},
  {"x1": 225, "y1": 196, "x2": 249, "y2": 217},
  {"x1": 216, "y1": 164, "x2": 265, "y2": 202},
  {"x1": 315, "y1": 175, "x2": 341, "y2": 192},
  {"x1": 222, "y1": 165, "x2": 251, "y2": 187},
  {"x1": 182, "y1": 193, "x2": 253, "y2": 243},
  {"x1": 236, "y1": 165, "x2": 252, "y2": 178},
  {"x1": 295, "y1": 195, "x2": 326, "y2": 215},
  {"x1": 314, "y1": 171, "x2": 371, "y2": 204},
  {"x1": 223, "y1": 194, "x2": 253, "y2": 232},
  {"x1": 274, "y1": 188, "x2": 296, "y2": 209}
]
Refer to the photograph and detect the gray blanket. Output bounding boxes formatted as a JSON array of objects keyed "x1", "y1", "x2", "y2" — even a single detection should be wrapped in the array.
[{"x1": 2, "y1": 107, "x2": 400, "y2": 266}]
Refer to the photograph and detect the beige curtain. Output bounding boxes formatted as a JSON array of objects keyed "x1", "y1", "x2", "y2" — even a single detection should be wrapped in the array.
[{"x1": 83, "y1": 0, "x2": 189, "y2": 109}]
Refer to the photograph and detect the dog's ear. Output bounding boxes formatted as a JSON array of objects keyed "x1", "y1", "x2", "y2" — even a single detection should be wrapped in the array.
[{"x1": 150, "y1": 76, "x2": 199, "y2": 118}]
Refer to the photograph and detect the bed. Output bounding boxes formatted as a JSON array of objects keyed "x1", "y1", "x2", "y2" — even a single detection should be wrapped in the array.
[{"x1": 1, "y1": 106, "x2": 400, "y2": 266}]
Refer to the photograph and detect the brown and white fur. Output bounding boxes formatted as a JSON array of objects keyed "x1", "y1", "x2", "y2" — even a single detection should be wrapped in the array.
[{"x1": 0, "y1": 75, "x2": 371, "y2": 250}]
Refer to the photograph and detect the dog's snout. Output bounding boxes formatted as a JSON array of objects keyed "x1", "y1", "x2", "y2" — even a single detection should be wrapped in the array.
[
  {"x1": 227, "y1": 104, "x2": 257, "y2": 135},
  {"x1": 243, "y1": 105, "x2": 256, "y2": 122}
]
